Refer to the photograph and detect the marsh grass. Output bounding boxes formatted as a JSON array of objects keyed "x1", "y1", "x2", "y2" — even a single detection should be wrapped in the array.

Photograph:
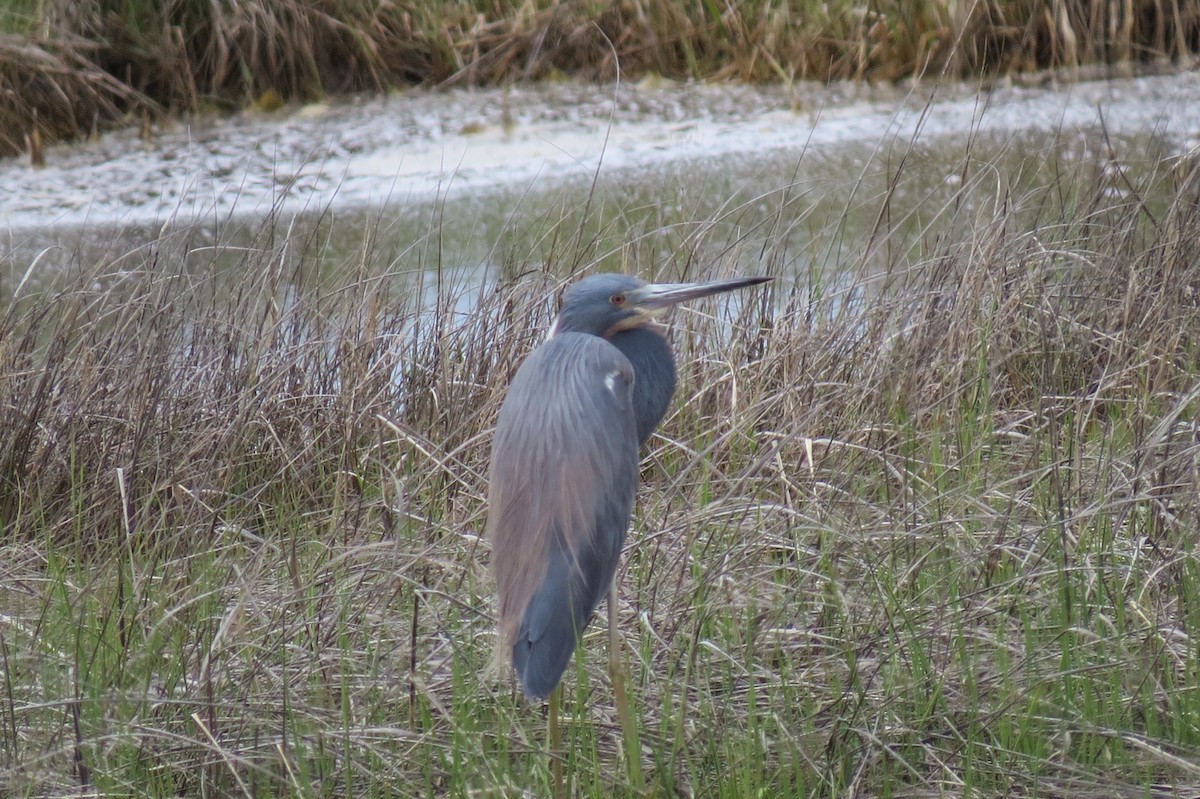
[
  {"x1": 4, "y1": 0, "x2": 1200, "y2": 158},
  {"x1": 4, "y1": 139, "x2": 1200, "y2": 797}
]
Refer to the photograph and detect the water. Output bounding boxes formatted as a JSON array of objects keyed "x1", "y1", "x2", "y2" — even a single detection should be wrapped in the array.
[{"x1": 2, "y1": 71, "x2": 1198, "y2": 298}]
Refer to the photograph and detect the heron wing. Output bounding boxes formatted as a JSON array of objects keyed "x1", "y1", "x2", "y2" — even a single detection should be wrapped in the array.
[{"x1": 487, "y1": 332, "x2": 639, "y2": 700}]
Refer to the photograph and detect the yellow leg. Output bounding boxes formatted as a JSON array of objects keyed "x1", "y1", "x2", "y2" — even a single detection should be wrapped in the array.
[
  {"x1": 609, "y1": 585, "x2": 645, "y2": 792},
  {"x1": 549, "y1": 685, "x2": 565, "y2": 799}
]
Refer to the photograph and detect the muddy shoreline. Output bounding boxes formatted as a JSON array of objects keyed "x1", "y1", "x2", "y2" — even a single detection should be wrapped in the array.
[{"x1": 4, "y1": 70, "x2": 1198, "y2": 241}]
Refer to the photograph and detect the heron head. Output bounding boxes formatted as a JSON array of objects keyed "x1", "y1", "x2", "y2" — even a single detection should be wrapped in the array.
[{"x1": 552, "y1": 273, "x2": 771, "y2": 339}]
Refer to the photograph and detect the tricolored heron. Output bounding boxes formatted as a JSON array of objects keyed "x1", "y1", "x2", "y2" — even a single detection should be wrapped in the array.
[{"x1": 486, "y1": 272, "x2": 769, "y2": 786}]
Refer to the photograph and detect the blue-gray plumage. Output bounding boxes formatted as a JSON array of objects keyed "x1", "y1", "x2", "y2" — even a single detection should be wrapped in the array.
[{"x1": 488, "y1": 272, "x2": 770, "y2": 701}]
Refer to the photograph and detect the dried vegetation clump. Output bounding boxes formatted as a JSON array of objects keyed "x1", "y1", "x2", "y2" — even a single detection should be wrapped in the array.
[
  {"x1": 0, "y1": 33, "x2": 149, "y2": 158},
  {"x1": 3, "y1": 0, "x2": 1200, "y2": 157},
  {"x1": 3, "y1": 143, "x2": 1200, "y2": 794}
]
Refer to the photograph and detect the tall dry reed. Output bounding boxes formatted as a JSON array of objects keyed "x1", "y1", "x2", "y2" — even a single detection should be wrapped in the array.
[{"x1": 3, "y1": 0, "x2": 1199, "y2": 157}]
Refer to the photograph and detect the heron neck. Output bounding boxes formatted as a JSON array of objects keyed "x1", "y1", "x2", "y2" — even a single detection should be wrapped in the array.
[{"x1": 608, "y1": 324, "x2": 677, "y2": 446}]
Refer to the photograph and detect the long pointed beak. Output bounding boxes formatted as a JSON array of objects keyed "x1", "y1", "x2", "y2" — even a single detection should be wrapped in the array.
[{"x1": 629, "y1": 275, "x2": 772, "y2": 310}]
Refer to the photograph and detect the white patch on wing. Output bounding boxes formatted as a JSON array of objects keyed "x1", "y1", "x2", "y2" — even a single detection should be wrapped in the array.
[{"x1": 604, "y1": 369, "x2": 622, "y2": 395}]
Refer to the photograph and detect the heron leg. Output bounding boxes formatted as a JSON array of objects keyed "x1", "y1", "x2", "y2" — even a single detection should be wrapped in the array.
[
  {"x1": 608, "y1": 583, "x2": 645, "y2": 792},
  {"x1": 549, "y1": 685, "x2": 565, "y2": 799}
]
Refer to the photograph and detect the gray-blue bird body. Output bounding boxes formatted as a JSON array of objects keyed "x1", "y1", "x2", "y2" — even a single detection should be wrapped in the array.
[{"x1": 488, "y1": 273, "x2": 768, "y2": 700}]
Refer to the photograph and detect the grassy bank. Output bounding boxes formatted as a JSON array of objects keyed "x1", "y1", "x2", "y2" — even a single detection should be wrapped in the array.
[
  {"x1": 3, "y1": 137, "x2": 1200, "y2": 795},
  {"x1": 3, "y1": 0, "x2": 1200, "y2": 159}
]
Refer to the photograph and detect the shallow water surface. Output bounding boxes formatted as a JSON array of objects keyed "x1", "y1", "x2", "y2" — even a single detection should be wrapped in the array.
[{"x1": 2, "y1": 71, "x2": 1198, "y2": 298}]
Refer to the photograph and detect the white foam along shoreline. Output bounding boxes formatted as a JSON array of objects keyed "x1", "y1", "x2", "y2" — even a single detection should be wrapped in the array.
[{"x1": 2, "y1": 72, "x2": 1198, "y2": 236}]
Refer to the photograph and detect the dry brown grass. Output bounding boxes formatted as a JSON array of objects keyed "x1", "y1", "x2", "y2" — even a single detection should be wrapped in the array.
[
  {"x1": 2, "y1": 0, "x2": 1199, "y2": 159},
  {"x1": 3, "y1": 141, "x2": 1200, "y2": 795},
  {"x1": 0, "y1": 33, "x2": 151, "y2": 158}
]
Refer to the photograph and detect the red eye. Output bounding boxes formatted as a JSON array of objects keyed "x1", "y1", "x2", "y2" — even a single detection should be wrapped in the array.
[{"x1": 611, "y1": 294, "x2": 625, "y2": 306}]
